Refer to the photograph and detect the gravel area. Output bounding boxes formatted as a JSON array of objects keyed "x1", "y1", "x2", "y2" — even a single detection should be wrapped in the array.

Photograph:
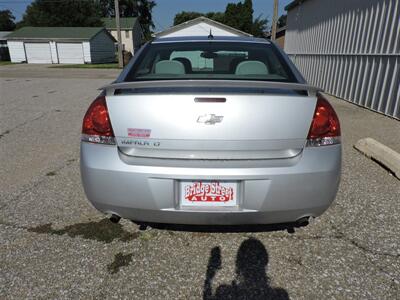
[{"x1": 1, "y1": 65, "x2": 399, "y2": 299}]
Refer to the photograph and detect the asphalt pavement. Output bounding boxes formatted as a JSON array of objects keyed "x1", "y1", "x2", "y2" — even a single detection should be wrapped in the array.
[{"x1": 1, "y1": 64, "x2": 399, "y2": 299}]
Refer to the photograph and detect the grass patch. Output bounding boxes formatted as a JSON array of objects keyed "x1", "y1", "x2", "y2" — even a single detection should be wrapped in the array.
[
  {"x1": 0, "y1": 61, "x2": 13, "y2": 66},
  {"x1": 49, "y1": 63, "x2": 119, "y2": 69},
  {"x1": 138, "y1": 230, "x2": 156, "y2": 241}
]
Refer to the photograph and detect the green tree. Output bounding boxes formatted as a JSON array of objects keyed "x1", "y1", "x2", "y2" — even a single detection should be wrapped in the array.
[
  {"x1": 173, "y1": 0, "x2": 267, "y2": 37},
  {"x1": 277, "y1": 14, "x2": 287, "y2": 28},
  {"x1": 0, "y1": 10, "x2": 16, "y2": 31},
  {"x1": 227, "y1": 0, "x2": 253, "y2": 33},
  {"x1": 174, "y1": 11, "x2": 225, "y2": 26},
  {"x1": 252, "y1": 15, "x2": 268, "y2": 37},
  {"x1": 174, "y1": 11, "x2": 203, "y2": 26},
  {"x1": 18, "y1": 0, "x2": 103, "y2": 27},
  {"x1": 204, "y1": 12, "x2": 225, "y2": 23},
  {"x1": 224, "y1": 0, "x2": 254, "y2": 34},
  {"x1": 99, "y1": 0, "x2": 156, "y2": 40},
  {"x1": 224, "y1": 2, "x2": 242, "y2": 29}
]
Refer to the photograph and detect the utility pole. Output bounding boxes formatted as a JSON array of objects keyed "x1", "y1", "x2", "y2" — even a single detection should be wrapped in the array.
[
  {"x1": 115, "y1": 0, "x2": 123, "y2": 68},
  {"x1": 272, "y1": 0, "x2": 279, "y2": 41}
]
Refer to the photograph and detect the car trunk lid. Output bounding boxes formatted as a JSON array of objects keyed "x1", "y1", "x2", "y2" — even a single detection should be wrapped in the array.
[{"x1": 105, "y1": 82, "x2": 317, "y2": 160}]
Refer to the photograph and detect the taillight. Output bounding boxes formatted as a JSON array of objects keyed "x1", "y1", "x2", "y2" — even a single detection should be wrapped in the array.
[
  {"x1": 81, "y1": 95, "x2": 115, "y2": 145},
  {"x1": 306, "y1": 94, "x2": 341, "y2": 147}
]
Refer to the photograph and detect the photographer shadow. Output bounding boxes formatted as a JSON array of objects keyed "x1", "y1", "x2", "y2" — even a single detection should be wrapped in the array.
[{"x1": 203, "y1": 238, "x2": 289, "y2": 300}]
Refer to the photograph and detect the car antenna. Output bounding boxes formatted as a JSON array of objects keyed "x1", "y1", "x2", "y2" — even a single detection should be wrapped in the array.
[{"x1": 208, "y1": 29, "x2": 214, "y2": 39}]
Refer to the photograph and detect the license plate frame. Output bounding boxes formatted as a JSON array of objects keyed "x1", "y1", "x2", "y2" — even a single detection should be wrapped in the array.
[{"x1": 179, "y1": 180, "x2": 239, "y2": 208}]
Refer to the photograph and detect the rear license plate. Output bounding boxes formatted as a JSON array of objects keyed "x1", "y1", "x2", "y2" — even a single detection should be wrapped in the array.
[{"x1": 180, "y1": 180, "x2": 238, "y2": 207}]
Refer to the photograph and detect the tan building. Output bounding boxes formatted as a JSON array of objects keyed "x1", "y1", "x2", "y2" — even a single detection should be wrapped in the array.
[
  {"x1": 102, "y1": 17, "x2": 143, "y2": 55},
  {"x1": 266, "y1": 26, "x2": 286, "y2": 49}
]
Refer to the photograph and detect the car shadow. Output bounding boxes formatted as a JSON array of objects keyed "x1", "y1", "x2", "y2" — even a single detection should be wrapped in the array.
[
  {"x1": 203, "y1": 238, "x2": 290, "y2": 300},
  {"x1": 132, "y1": 221, "x2": 307, "y2": 234}
]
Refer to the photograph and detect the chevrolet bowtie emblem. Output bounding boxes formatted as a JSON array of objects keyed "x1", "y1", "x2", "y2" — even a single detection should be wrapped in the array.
[{"x1": 197, "y1": 114, "x2": 224, "y2": 125}]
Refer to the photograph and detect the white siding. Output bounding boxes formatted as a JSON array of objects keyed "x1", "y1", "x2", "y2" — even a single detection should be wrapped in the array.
[
  {"x1": 50, "y1": 41, "x2": 58, "y2": 63},
  {"x1": 109, "y1": 29, "x2": 133, "y2": 53},
  {"x1": 82, "y1": 41, "x2": 91, "y2": 63},
  {"x1": 89, "y1": 31, "x2": 116, "y2": 63},
  {"x1": 57, "y1": 43, "x2": 84, "y2": 64},
  {"x1": 25, "y1": 42, "x2": 52, "y2": 63},
  {"x1": 161, "y1": 22, "x2": 239, "y2": 37},
  {"x1": 7, "y1": 41, "x2": 26, "y2": 63},
  {"x1": 285, "y1": 0, "x2": 400, "y2": 119}
]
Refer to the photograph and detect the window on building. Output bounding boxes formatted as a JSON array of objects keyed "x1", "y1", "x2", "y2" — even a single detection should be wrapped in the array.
[{"x1": 125, "y1": 30, "x2": 130, "y2": 38}]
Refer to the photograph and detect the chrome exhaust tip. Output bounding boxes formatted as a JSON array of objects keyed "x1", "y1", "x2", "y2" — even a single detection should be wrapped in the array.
[
  {"x1": 296, "y1": 216, "x2": 313, "y2": 227},
  {"x1": 109, "y1": 214, "x2": 121, "y2": 224}
]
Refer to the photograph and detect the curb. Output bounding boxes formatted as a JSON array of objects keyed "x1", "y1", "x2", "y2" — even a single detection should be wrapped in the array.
[{"x1": 354, "y1": 138, "x2": 400, "y2": 180}]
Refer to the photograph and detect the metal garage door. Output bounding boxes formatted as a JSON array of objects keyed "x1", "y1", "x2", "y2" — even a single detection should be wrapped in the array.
[
  {"x1": 57, "y1": 43, "x2": 84, "y2": 64},
  {"x1": 25, "y1": 43, "x2": 52, "y2": 64}
]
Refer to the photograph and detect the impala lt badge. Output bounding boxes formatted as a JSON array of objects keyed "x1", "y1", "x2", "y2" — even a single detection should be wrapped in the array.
[{"x1": 197, "y1": 114, "x2": 224, "y2": 125}]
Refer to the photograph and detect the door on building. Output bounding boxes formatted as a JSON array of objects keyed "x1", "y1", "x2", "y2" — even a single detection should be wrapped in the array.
[
  {"x1": 25, "y1": 42, "x2": 52, "y2": 63},
  {"x1": 57, "y1": 43, "x2": 84, "y2": 64}
]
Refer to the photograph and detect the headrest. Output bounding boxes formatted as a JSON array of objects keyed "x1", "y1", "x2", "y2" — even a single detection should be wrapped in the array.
[
  {"x1": 155, "y1": 60, "x2": 185, "y2": 74},
  {"x1": 172, "y1": 57, "x2": 192, "y2": 73},
  {"x1": 235, "y1": 60, "x2": 269, "y2": 75}
]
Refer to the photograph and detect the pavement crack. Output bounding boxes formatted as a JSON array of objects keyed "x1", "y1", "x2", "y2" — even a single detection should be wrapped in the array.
[
  {"x1": 1, "y1": 178, "x2": 45, "y2": 209},
  {"x1": 264, "y1": 224, "x2": 399, "y2": 258},
  {"x1": 330, "y1": 223, "x2": 399, "y2": 258},
  {"x1": 0, "y1": 220, "x2": 27, "y2": 230},
  {"x1": 0, "y1": 112, "x2": 45, "y2": 139},
  {"x1": 1, "y1": 157, "x2": 77, "y2": 210},
  {"x1": 347, "y1": 238, "x2": 399, "y2": 258},
  {"x1": 0, "y1": 129, "x2": 10, "y2": 138},
  {"x1": 259, "y1": 232, "x2": 345, "y2": 242}
]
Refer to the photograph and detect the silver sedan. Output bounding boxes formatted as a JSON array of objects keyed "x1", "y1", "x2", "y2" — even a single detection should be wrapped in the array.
[{"x1": 80, "y1": 36, "x2": 341, "y2": 225}]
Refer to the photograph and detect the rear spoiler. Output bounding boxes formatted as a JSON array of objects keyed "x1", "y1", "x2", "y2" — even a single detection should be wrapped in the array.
[{"x1": 101, "y1": 80, "x2": 321, "y2": 96}]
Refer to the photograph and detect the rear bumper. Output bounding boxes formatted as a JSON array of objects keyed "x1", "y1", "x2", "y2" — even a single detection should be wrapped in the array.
[{"x1": 80, "y1": 143, "x2": 341, "y2": 225}]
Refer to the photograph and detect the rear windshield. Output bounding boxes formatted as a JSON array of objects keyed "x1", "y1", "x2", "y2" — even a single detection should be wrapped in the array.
[{"x1": 125, "y1": 42, "x2": 296, "y2": 82}]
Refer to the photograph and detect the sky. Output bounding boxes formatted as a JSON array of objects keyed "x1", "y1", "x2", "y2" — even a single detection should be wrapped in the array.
[{"x1": 1, "y1": 0, "x2": 292, "y2": 32}]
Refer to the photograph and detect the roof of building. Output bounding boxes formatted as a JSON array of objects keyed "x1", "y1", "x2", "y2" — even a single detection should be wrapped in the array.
[
  {"x1": 153, "y1": 35, "x2": 269, "y2": 44},
  {"x1": 101, "y1": 17, "x2": 138, "y2": 30},
  {"x1": 285, "y1": 0, "x2": 308, "y2": 11},
  {"x1": 0, "y1": 31, "x2": 11, "y2": 40},
  {"x1": 6, "y1": 27, "x2": 110, "y2": 41},
  {"x1": 155, "y1": 16, "x2": 253, "y2": 37},
  {"x1": 265, "y1": 26, "x2": 287, "y2": 39}
]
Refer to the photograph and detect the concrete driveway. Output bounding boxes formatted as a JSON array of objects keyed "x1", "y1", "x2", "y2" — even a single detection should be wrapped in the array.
[{"x1": 1, "y1": 65, "x2": 399, "y2": 299}]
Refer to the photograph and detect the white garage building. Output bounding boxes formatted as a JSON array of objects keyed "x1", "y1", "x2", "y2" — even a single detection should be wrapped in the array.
[
  {"x1": 6, "y1": 27, "x2": 116, "y2": 64},
  {"x1": 155, "y1": 16, "x2": 252, "y2": 38}
]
